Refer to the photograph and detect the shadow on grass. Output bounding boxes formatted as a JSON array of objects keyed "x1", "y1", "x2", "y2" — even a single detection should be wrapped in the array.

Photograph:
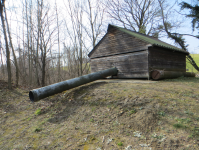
[
  {"x1": 162, "y1": 77, "x2": 199, "y2": 83},
  {"x1": 11, "y1": 89, "x2": 23, "y2": 96},
  {"x1": 45, "y1": 81, "x2": 154, "y2": 124},
  {"x1": 44, "y1": 82, "x2": 108, "y2": 124}
]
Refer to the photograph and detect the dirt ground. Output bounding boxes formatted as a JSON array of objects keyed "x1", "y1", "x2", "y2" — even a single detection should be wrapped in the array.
[{"x1": 1, "y1": 77, "x2": 199, "y2": 150}]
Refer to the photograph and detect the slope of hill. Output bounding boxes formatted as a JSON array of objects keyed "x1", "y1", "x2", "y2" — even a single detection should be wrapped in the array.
[
  {"x1": 1, "y1": 78, "x2": 199, "y2": 149},
  {"x1": 186, "y1": 54, "x2": 199, "y2": 73}
]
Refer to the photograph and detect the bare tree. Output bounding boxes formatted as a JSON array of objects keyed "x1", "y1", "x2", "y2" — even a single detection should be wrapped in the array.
[
  {"x1": 35, "y1": 0, "x2": 42, "y2": 86},
  {"x1": 55, "y1": 1, "x2": 61, "y2": 82},
  {"x1": 64, "y1": 0, "x2": 84, "y2": 76},
  {"x1": 158, "y1": 0, "x2": 199, "y2": 71},
  {"x1": 0, "y1": 0, "x2": 12, "y2": 89},
  {"x1": 84, "y1": 0, "x2": 106, "y2": 48},
  {"x1": 4, "y1": 7, "x2": 19, "y2": 87},
  {"x1": 39, "y1": 2, "x2": 57, "y2": 86},
  {"x1": 63, "y1": 0, "x2": 104, "y2": 77},
  {"x1": 106, "y1": 0, "x2": 164, "y2": 35},
  {"x1": 0, "y1": 44, "x2": 5, "y2": 77},
  {"x1": 25, "y1": 0, "x2": 32, "y2": 85}
]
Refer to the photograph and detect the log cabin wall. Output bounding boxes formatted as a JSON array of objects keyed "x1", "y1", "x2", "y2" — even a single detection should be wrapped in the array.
[
  {"x1": 89, "y1": 24, "x2": 188, "y2": 79},
  {"x1": 89, "y1": 29, "x2": 150, "y2": 78},
  {"x1": 90, "y1": 51, "x2": 149, "y2": 78},
  {"x1": 148, "y1": 46, "x2": 186, "y2": 74}
]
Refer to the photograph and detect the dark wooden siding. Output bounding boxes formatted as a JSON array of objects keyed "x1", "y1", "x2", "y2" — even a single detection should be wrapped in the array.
[
  {"x1": 90, "y1": 51, "x2": 149, "y2": 78},
  {"x1": 148, "y1": 46, "x2": 186, "y2": 73},
  {"x1": 89, "y1": 29, "x2": 149, "y2": 58}
]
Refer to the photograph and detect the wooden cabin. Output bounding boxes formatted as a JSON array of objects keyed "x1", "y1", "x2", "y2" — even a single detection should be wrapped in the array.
[{"x1": 88, "y1": 24, "x2": 189, "y2": 79}]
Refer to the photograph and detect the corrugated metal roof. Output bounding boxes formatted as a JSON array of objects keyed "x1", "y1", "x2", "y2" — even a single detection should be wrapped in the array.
[{"x1": 109, "y1": 24, "x2": 189, "y2": 54}]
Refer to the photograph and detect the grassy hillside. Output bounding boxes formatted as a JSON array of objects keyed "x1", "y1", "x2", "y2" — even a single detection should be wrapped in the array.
[
  {"x1": 1, "y1": 77, "x2": 199, "y2": 149},
  {"x1": 186, "y1": 54, "x2": 199, "y2": 73}
]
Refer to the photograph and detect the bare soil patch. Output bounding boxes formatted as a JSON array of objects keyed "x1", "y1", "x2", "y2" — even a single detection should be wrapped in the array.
[{"x1": 1, "y1": 77, "x2": 199, "y2": 149}]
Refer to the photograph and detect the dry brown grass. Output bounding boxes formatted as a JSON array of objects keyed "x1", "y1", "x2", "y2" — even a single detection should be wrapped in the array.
[{"x1": 1, "y1": 77, "x2": 199, "y2": 149}]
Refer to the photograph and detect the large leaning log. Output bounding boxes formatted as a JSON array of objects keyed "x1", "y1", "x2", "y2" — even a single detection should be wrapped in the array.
[
  {"x1": 184, "y1": 72, "x2": 195, "y2": 77},
  {"x1": 151, "y1": 70, "x2": 195, "y2": 80},
  {"x1": 29, "y1": 67, "x2": 118, "y2": 102}
]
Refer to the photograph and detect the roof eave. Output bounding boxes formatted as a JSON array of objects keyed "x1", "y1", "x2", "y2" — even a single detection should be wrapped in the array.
[{"x1": 152, "y1": 44, "x2": 189, "y2": 54}]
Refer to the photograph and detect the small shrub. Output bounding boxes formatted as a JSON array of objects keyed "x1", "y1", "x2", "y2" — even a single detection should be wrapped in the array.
[
  {"x1": 191, "y1": 127, "x2": 199, "y2": 138},
  {"x1": 158, "y1": 111, "x2": 165, "y2": 117},
  {"x1": 184, "y1": 118, "x2": 192, "y2": 123},
  {"x1": 107, "y1": 105, "x2": 112, "y2": 108},
  {"x1": 34, "y1": 108, "x2": 42, "y2": 115},
  {"x1": 34, "y1": 128, "x2": 42, "y2": 132},
  {"x1": 91, "y1": 107, "x2": 96, "y2": 112},
  {"x1": 27, "y1": 117, "x2": 32, "y2": 121},
  {"x1": 90, "y1": 136, "x2": 96, "y2": 141},
  {"x1": 188, "y1": 134, "x2": 194, "y2": 139},
  {"x1": 152, "y1": 132, "x2": 163, "y2": 138},
  {"x1": 139, "y1": 107, "x2": 144, "y2": 110},
  {"x1": 173, "y1": 123, "x2": 184, "y2": 129},
  {"x1": 40, "y1": 119, "x2": 48, "y2": 125},
  {"x1": 117, "y1": 142, "x2": 123, "y2": 146},
  {"x1": 184, "y1": 110, "x2": 194, "y2": 116},
  {"x1": 90, "y1": 118, "x2": 94, "y2": 122},
  {"x1": 129, "y1": 109, "x2": 137, "y2": 114}
]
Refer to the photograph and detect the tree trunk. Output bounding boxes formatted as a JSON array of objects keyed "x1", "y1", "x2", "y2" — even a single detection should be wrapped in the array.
[
  {"x1": 41, "y1": 44, "x2": 46, "y2": 87},
  {"x1": 26, "y1": 0, "x2": 31, "y2": 86},
  {"x1": 29, "y1": 0, "x2": 33, "y2": 86},
  {"x1": 55, "y1": 2, "x2": 61, "y2": 82},
  {"x1": 22, "y1": 14, "x2": 27, "y2": 85},
  {"x1": 35, "y1": 0, "x2": 41, "y2": 86},
  {"x1": 4, "y1": 8, "x2": 19, "y2": 87},
  {"x1": 40, "y1": 28, "x2": 46, "y2": 87},
  {"x1": 0, "y1": 3, "x2": 12, "y2": 89},
  {"x1": 0, "y1": 46, "x2": 5, "y2": 76}
]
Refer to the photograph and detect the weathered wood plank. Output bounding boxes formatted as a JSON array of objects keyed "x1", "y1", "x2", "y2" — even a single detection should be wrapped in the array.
[
  {"x1": 148, "y1": 46, "x2": 186, "y2": 73},
  {"x1": 114, "y1": 73, "x2": 149, "y2": 79},
  {"x1": 89, "y1": 29, "x2": 149, "y2": 58},
  {"x1": 90, "y1": 51, "x2": 149, "y2": 78}
]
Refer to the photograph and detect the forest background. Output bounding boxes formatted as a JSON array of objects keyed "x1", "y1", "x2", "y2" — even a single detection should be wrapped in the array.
[{"x1": 0, "y1": 0, "x2": 198, "y2": 89}]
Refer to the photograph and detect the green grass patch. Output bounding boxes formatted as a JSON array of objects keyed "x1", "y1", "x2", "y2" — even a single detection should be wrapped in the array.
[
  {"x1": 27, "y1": 117, "x2": 33, "y2": 121},
  {"x1": 129, "y1": 109, "x2": 137, "y2": 115},
  {"x1": 186, "y1": 54, "x2": 199, "y2": 73},
  {"x1": 173, "y1": 123, "x2": 186, "y2": 129},
  {"x1": 34, "y1": 108, "x2": 42, "y2": 115},
  {"x1": 91, "y1": 107, "x2": 96, "y2": 112},
  {"x1": 90, "y1": 118, "x2": 94, "y2": 122},
  {"x1": 34, "y1": 128, "x2": 42, "y2": 132},
  {"x1": 158, "y1": 111, "x2": 166, "y2": 117},
  {"x1": 176, "y1": 118, "x2": 192, "y2": 124},
  {"x1": 117, "y1": 142, "x2": 123, "y2": 146}
]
